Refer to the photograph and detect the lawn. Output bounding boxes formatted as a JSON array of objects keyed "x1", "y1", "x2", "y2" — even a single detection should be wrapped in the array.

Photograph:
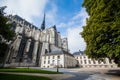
[
  {"x1": 0, "y1": 73, "x2": 52, "y2": 80},
  {"x1": 0, "y1": 68, "x2": 62, "y2": 74}
]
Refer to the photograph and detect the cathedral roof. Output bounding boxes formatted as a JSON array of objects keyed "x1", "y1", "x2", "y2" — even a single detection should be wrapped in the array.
[
  {"x1": 13, "y1": 15, "x2": 38, "y2": 29},
  {"x1": 10, "y1": 15, "x2": 60, "y2": 32},
  {"x1": 43, "y1": 49, "x2": 74, "y2": 57}
]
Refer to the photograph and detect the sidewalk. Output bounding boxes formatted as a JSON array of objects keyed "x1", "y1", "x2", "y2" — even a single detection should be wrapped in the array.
[
  {"x1": 65, "y1": 68, "x2": 120, "y2": 74},
  {"x1": 85, "y1": 74, "x2": 120, "y2": 80}
]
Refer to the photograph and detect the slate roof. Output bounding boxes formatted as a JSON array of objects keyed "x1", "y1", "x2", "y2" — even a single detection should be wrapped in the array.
[
  {"x1": 73, "y1": 50, "x2": 84, "y2": 55},
  {"x1": 13, "y1": 15, "x2": 38, "y2": 29}
]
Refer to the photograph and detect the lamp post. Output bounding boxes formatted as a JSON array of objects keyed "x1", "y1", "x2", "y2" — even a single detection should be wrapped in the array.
[
  {"x1": 57, "y1": 56, "x2": 59, "y2": 72},
  {"x1": 57, "y1": 59, "x2": 59, "y2": 72}
]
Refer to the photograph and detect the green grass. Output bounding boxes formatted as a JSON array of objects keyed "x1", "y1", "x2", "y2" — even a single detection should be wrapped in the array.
[
  {"x1": 0, "y1": 73, "x2": 52, "y2": 80},
  {"x1": 0, "y1": 68, "x2": 62, "y2": 74}
]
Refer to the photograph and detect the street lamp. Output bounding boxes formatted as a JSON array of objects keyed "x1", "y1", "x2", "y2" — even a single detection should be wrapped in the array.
[
  {"x1": 52, "y1": 58, "x2": 59, "y2": 72},
  {"x1": 57, "y1": 56, "x2": 60, "y2": 72},
  {"x1": 57, "y1": 59, "x2": 59, "y2": 72}
]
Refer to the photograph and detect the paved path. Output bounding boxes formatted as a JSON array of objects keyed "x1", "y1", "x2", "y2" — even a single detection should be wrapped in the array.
[
  {"x1": 85, "y1": 74, "x2": 120, "y2": 80},
  {"x1": 62, "y1": 72, "x2": 91, "y2": 80},
  {"x1": 40, "y1": 68, "x2": 120, "y2": 80}
]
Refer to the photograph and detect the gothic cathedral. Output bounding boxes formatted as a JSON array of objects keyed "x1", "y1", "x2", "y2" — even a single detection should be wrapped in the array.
[{"x1": 6, "y1": 14, "x2": 69, "y2": 67}]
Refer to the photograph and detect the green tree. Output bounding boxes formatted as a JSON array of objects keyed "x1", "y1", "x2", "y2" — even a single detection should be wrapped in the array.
[
  {"x1": 81, "y1": 0, "x2": 120, "y2": 64},
  {"x1": 0, "y1": 6, "x2": 15, "y2": 65}
]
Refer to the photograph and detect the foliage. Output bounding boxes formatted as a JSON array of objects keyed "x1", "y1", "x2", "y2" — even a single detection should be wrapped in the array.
[
  {"x1": 0, "y1": 73, "x2": 52, "y2": 80},
  {"x1": 0, "y1": 68, "x2": 62, "y2": 74},
  {"x1": 81, "y1": 0, "x2": 120, "y2": 64},
  {"x1": 0, "y1": 6, "x2": 15, "y2": 64},
  {"x1": 0, "y1": 7, "x2": 15, "y2": 41}
]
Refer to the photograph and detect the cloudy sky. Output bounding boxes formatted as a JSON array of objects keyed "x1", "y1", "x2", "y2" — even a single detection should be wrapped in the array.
[{"x1": 0, "y1": 0, "x2": 88, "y2": 53}]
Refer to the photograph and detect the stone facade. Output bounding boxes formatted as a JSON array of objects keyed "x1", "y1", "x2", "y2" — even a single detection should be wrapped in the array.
[
  {"x1": 5, "y1": 15, "x2": 70, "y2": 67},
  {"x1": 41, "y1": 51, "x2": 77, "y2": 68},
  {"x1": 73, "y1": 51, "x2": 118, "y2": 68}
]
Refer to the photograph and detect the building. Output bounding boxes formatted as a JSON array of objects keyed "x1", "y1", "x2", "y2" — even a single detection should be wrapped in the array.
[
  {"x1": 41, "y1": 50, "x2": 77, "y2": 68},
  {"x1": 73, "y1": 51, "x2": 118, "y2": 68},
  {"x1": 4, "y1": 14, "x2": 77, "y2": 68}
]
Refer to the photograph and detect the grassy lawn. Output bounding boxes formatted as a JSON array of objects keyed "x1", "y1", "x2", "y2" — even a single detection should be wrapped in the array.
[
  {"x1": 0, "y1": 68, "x2": 62, "y2": 74},
  {"x1": 0, "y1": 73, "x2": 52, "y2": 80}
]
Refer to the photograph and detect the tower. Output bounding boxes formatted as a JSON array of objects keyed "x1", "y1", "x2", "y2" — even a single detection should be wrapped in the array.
[{"x1": 41, "y1": 13, "x2": 45, "y2": 30}]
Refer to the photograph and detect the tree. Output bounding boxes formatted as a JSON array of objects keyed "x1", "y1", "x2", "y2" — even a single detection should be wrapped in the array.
[
  {"x1": 81, "y1": 0, "x2": 120, "y2": 64},
  {"x1": 0, "y1": 6, "x2": 15, "y2": 65}
]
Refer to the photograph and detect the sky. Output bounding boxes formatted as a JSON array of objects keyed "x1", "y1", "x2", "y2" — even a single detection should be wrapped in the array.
[{"x1": 0, "y1": 0, "x2": 88, "y2": 53}]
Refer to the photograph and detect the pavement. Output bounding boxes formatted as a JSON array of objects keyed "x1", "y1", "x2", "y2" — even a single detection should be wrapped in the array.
[{"x1": 0, "y1": 68, "x2": 120, "y2": 80}]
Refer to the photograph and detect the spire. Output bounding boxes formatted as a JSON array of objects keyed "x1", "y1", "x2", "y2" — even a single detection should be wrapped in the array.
[{"x1": 41, "y1": 13, "x2": 45, "y2": 30}]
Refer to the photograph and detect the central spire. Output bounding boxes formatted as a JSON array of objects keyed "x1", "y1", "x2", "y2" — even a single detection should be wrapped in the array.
[{"x1": 41, "y1": 13, "x2": 45, "y2": 30}]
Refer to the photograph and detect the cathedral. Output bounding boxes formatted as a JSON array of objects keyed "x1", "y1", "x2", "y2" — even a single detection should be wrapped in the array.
[
  {"x1": 3, "y1": 14, "x2": 117, "y2": 68},
  {"x1": 5, "y1": 14, "x2": 77, "y2": 67}
]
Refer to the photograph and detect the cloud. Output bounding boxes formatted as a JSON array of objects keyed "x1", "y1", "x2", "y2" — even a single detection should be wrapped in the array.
[
  {"x1": 58, "y1": 8, "x2": 88, "y2": 28},
  {"x1": 46, "y1": 2, "x2": 58, "y2": 27},
  {"x1": 0, "y1": 0, "x2": 48, "y2": 23},
  {"x1": 58, "y1": 8, "x2": 88, "y2": 53},
  {"x1": 67, "y1": 27, "x2": 86, "y2": 53},
  {"x1": 72, "y1": 8, "x2": 88, "y2": 26},
  {"x1": 72, "y1": 8, "x2": 86, "y2": 20},
  {"x1": 67, "y1": 8, "x2": 88, "y2": 53}
]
